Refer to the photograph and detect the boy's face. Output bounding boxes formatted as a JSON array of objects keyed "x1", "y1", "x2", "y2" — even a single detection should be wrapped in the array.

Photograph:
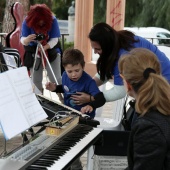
[{"x1": 64, "y1": 63, "x2": 84, "y2": 81}]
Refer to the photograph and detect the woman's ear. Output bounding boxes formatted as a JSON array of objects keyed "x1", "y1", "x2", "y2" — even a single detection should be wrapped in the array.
[{"x1": 126, "y1": 80, "x2": 133, "y2": 92}]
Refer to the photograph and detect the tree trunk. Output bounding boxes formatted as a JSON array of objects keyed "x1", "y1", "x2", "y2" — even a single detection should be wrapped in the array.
[{"x1": 2, "y1": 0, "x2": 29, "y2": 34}]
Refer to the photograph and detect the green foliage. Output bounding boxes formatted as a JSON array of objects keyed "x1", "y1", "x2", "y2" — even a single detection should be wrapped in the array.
[
  {"x1": 125, "y1": 0, "x2": 170, "y2": 30},
  {"x1": 52, "y1": 0, "x2": 72, "y2": 20},
  {"x1": 93, "y1": 0, "x2": 106, "y2": 24},
  {"x1": 30, "y1": 0, "x2": 52, "y2": 7},
  {"x1": 29, "y1": 0, "x2": 73, "y2": 20},
  {"x1": 64, "y1": 41, "x2": 74, "y2": 50}
]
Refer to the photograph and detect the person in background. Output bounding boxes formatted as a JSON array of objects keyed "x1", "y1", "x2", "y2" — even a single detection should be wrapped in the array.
[
  {"x1": 46, "y1": 48, "x2": 106, "y2": 170},
  {"x1": 71, "y1": 22, "x2": 170, "y2": 105},
  {"x1": 119, "y1": 48, "x2": 170, "y2": 170},
  {"x1": 20, "y1": 4, "x2": 62, "y2": 99}
]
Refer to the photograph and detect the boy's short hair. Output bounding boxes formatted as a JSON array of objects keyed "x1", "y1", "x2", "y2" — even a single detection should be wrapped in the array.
[{"x1": 62, "y1": 48, "x2": 85, "y2": 68}]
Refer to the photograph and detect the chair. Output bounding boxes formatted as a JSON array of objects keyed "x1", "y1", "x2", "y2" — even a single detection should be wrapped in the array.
[
  {"x1": 86, "y1": 82, "x2": 126, "y2": 169},
  {"x1": 93, "y1": 130, "x2": 129, "y2": 170},
  {"x1": 94, "y1": 97, "x2": 125, "y2": 130},
  {"x1": 4, "y1": 48, "x2": 21, "y2": 67}
]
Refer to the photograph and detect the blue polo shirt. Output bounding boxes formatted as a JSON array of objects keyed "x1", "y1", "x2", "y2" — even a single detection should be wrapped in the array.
[
  {"x1": 62, "y1": 71, "x2": 100, "y2": 118},
  {"x1": 113, "y1": 36, "x2": 170, "y2": 85}
]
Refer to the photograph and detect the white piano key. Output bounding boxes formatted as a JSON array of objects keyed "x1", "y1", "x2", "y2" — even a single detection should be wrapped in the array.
[{"x1": 47, "y1": 128, "x2": 103, "y2": 170}]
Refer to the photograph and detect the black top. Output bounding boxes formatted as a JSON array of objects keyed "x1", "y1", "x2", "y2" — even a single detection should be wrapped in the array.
[{"x1": 126, "y1": 110, "x2": 170, "y2": 170}]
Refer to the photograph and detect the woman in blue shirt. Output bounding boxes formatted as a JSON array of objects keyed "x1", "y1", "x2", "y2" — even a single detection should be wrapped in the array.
[
  {"x1": 20, "y1": 4, "x2": 62, "y2": 96},
  {"x1": 72, "y1": 22, "x2": 170, "y2": 104}
]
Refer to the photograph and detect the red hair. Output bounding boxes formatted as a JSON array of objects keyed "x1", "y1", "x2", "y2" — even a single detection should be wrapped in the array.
[{"x1": 26, "y1": 4, "x2": 53, "y2": 34}]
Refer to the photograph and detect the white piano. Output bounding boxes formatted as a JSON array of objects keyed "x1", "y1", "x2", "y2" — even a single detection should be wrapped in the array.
[{"x1": 0, "y1": 124, "x2": 103, "y2": 170}]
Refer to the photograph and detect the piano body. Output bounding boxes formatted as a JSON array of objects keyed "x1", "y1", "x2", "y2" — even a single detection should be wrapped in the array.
[{"x1": 0, "y1": 95, "x2": 103, "y2": 170}]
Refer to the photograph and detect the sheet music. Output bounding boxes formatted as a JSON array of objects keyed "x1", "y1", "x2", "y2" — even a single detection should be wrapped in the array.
[{"x1": 0, "y1": 67, "x2": 47, "y2": 140}]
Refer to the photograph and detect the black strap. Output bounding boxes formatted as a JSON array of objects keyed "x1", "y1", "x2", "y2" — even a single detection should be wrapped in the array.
[
  {"x1": 122, "y1": 95, "x2": 136, "y2": 131},
  {"x1": 123, "y1": 95, "x2": 129, "y2": 120}
]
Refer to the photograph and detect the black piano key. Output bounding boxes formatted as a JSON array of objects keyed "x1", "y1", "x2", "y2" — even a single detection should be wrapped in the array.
[
  {"x1": 38, "y1": 95, "x2": 76, "y2": 115},
  {"x1": 37, "y1": 159, "x2": 54, "y2": 164},
  {"x1": 46, "y1": 151, "x2": 64, "y2": 156},
  {"x1": 41, "y1": 155, "x2": 60, "y2": 160},
  {"x1": 33, "y1": 160, "x2": 53, "y2": 167},
  {"x1": 57, "y1": 143, "x2": 74, "y2": 148},
  {"x1": 50, "y1": 149, "x2": 67, "y2": 154},
  {"x1": 53, "y1": 145, "x2": 69, "y2": 148},
  {"x1": 46, "y1": 151, "x2": 65, "y2": 156},
  {"x1": 26, "y1": 165, "x2": 48, "y2": 170}
]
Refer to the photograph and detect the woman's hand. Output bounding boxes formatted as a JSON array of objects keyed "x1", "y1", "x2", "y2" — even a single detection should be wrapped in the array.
[
  {"x1": 24, "y1": 34, "x2": 37, "y2": 45},
  {"x1": 81, "y1": 105, "x2": 93, "y2": 114},
  {"x1": 45, "y1": 82, "x2": 56, "y2": 92},
  {"x1": 71, "y1": 92, "x2": 91, "y2": 105}
]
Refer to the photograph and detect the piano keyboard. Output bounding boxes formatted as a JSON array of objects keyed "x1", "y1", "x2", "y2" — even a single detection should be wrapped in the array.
[
  {"x1": 0, "y1": 124, "x2": 103, "y2": 170},
  {"x1": 37, "y1": 94, "x2": 85, "y2": 119},
  {"x1": 36, "y1": 95, "x2": 100, "y2": 128}
]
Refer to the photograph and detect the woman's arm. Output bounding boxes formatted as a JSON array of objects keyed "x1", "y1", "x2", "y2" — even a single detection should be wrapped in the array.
[
  {"x1": 103, "y1": 85, "x2": 126, "y2": 102},
  {"x1": 71, "y1": 84, "x2": 126, "y2": 104},
  {"x1": 20, "y1": 35, "x2": 36, "y2": 46},
  {"x1": 71, "y1": 73, "x2": 106, "y2": 104},
  {"x1": 80, "y1": 92, "x2": 106, "y2": 114},
  {"x1": 47, "y1": 38, "x2": 58, "y2": 49},
  {"x1": 94, "y1": 73, "x2": 126, "y2": 101}
]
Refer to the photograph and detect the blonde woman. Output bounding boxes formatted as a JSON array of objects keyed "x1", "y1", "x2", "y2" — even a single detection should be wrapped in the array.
[{"x1": 118, "y1": 48, "x2": 170, "y2": 170}]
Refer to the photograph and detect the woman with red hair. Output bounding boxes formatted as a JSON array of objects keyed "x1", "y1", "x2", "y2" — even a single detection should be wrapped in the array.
[{"x1": 21, "y1": 4, "x2": 62, "y2": 98}]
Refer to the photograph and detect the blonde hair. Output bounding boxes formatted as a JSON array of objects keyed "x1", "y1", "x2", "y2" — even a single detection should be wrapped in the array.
[{"x1": 118, "y1": 48, "x2": 170, "y2": 115}]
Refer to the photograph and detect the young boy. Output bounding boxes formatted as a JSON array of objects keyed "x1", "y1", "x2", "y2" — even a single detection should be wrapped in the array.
[
  {"x1": 45, "y1": 48, "x2": 105, "y2": 170},
  {"x1": 45, "y1": 48, "x2": 106, "y2": 118}
]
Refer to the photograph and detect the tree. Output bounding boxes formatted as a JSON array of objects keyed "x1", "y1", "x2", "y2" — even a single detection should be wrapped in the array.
[
  {"x1": 52, "y1": 0, "x2": 72, "y2": 20},
  {"x1": 93, "y1": 0, "x2": 106, "y2": 24},
  {"x1": 30, "y1": 0, "x2": 53, "y2": 9},
  {"x1": 0, "y1": 0, "x2": 5, "y2": 32},
  {"x1": 2, "y1": 0, "x2": 29, "y2": 34},
  {"x1": 125, "y1": 0, "x2": 170, "y2": 30}
]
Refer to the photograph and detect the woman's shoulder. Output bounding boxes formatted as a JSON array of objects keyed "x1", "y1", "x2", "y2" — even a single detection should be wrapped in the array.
[
  {"x1": 135, "y1": 111, "x2": 170, "y2": 138},
  {"x1": 137, "y1": 110, "x2": 170, "y2": 124},
  {"x1": 132, "y1": 111, "x2": 170, "y2": 149}
]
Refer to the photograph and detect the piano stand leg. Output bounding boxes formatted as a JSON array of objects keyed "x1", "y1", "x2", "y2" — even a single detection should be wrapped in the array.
[
  {"x1": 87, "y1": 146, "x2": 94, "y2": 170},
  {"x1": 21, "y1": 132, "x2": 28, "y2": 143},
  {"x1": 28, "y1": 127, "x2": 35, "y2": 137}
]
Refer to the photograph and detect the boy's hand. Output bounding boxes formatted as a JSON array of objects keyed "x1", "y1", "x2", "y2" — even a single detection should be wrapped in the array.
[
  {"x1": 80, "y1": 105, "x2": 93, "y2": 114},
  {"x1": 45, "y1": 82, "x2": 56, "y2": 91}
]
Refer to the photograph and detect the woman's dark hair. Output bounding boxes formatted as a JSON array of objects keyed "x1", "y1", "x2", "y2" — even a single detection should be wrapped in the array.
[{"x1": 88, "y1": 22, "x2": 138, "y2": 81}]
